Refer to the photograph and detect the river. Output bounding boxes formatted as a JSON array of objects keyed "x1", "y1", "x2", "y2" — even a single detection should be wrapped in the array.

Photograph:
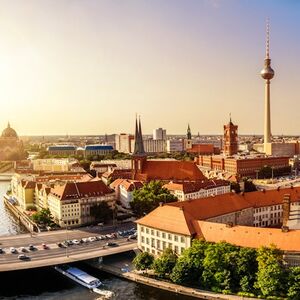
[{"x1": 0, "y1": 181, "x2": 195, "y2": 300}]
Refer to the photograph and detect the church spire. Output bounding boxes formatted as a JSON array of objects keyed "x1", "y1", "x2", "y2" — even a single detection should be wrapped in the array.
[
  {"x1": 187, "y1": 123, "x2": 192, "y2": 140},
  {"x1": 133, "y1": 115, "x2": 146, "y2": 156}
]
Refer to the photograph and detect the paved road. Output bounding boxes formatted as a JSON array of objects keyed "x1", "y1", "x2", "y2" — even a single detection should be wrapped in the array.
[
  {"x1": 0, "y1": 223, "x2": 137, "y2": 272},
  {"x1": 0, "y1": 222, "x2": 135, "y2": 248}
]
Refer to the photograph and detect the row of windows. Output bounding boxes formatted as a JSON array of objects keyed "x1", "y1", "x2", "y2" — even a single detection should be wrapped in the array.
[{"x1": 140, "y1": 227, "x2": 185, "y2": 243}]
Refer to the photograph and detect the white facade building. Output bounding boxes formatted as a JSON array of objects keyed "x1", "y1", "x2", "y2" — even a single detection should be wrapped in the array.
[
  {"x1": 153, "y1": 128, "x2": 167, "y2": 140},
  {"x1": 166, "y1": 139, "x2": 183, "y2": 153}
]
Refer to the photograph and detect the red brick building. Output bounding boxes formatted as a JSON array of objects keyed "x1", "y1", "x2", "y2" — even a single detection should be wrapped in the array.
[
  {"x1": 196, "y1": 155, "x2": 289, "y2": 178},
  {"x1": 223, "y1": 117, "x2": 238, "y2": 156}
]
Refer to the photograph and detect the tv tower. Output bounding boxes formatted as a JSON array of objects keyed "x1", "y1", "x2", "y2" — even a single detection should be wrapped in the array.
[{"x1": 260, "y1": 19, "x2": 275, "y2": 153}]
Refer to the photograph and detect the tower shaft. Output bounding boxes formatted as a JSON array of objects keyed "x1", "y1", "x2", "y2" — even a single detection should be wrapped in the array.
[{"x1": 264, "y1": 80, "x2": 271, "y2": 151}]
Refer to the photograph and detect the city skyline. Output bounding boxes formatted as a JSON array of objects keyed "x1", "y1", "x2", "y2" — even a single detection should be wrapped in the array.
[{"x1": 1, "y1": 1, "x2": 300, "y2": 135}]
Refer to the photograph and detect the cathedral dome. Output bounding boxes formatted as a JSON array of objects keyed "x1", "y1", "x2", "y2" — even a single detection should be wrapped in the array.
[{"x1": 2, "y1": 123, "x2": 18, "y2": 138}]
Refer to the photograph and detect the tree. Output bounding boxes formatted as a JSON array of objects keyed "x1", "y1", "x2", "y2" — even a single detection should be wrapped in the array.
[
  {"x1": 254, "y1": 245, "x2": 285, "y2": 297},
  {"x1": 230, "y1": 181, "x2": 241, "y2": 193},
  {"x1": 170, "y1": 239, "x2": 208, "y2": 284},
  {"x1": 153, "y1": 248, "x2": 177, "y2": 278},
  {"x1": 90, "y1": 202, "x2": 113, "y2": 223},
  {"x1": 130, "y1": 181, "x2": 177, "y2": 217},
  {"x1": 236, "y1": 247, "x2": 257, "y2": 292},
  {"x1": 133, "y1": 252, "x2": 154, "y2": 272},
  {"x1": 243, "y1": 178, "x2": 257, "y2": 193},
  {"x1": 201, "y1": 242, "x2": 240, "y2": 292},
  {"x1": 287, "y1": 266, "x2": 300, "y2": 299},
  {"x1": 31, "y1": 208, "x2": 54, "y2": 226}
]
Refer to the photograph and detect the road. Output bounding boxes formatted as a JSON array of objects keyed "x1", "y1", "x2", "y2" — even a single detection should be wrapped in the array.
[{"x1": 0, "y1": 223, "x2": 137, "y2": 272}]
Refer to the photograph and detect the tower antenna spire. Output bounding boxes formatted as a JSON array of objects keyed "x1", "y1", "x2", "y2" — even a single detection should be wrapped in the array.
[{"x1": 266, "y1": 18, "x2": 270, "y2": 59}]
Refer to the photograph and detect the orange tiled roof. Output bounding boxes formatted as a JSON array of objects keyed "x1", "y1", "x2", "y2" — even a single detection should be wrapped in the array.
[
  {"x1": 163, "y1": 179, "x2": 229, "y2": 193},
  {"x1": 196, "y1": 220, "x2": 300, "y2": 252},
  {"x1": 136, "y1": 204, "x2": 196, "y2": 235},
  {"x1": 138, "y1": 161, "x2": 206, "y2": 181}
]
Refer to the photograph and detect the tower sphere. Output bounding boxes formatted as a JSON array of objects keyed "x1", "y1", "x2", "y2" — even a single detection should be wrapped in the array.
[{"x1": 261, "y1": 63, "x2": 274, "y2": 80}]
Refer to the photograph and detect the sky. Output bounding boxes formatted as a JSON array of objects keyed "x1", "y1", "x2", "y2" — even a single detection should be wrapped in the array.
[{"x1": 0, "y1": 0, "x2": 299, "y2": 136}]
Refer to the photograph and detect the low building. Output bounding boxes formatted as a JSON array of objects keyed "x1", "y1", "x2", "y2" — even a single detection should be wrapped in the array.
[
  {"x1": 90, "y1": 162, "x2": 117, "y2": 175},
  {"x1": 166, "y1": 139, "x2": 183, "y2": 153},
  {"x1": 186, "y1": 144, "x2": 220, "y2": 155},
  {"x1": 136, "y1": 187, "x2": 300, "y2": 263},
  {"x1": 163, "y1": 180, "x2": 230, "y2": 201},
  {"x1": 32, "y1": 158, "x2": 79, "y2": 172},
  {"x1": 110, "y1": 179, "x2": 144, "y2": 208},
  {"x1": 115, "y1": 134, "x2": 134, "y2": 153},
  {"x1": 47, "y1": 145, "x2": 77, "y2": 156},
  {"x1": 48, "y1": 181, "x2": 116, "y2": 227},
  {"x1": 196, "y1": 154, "x2": 290, "y2": 179},
  {"x1": 84, "y1": 145, "x2": 113, "y2": 157}
]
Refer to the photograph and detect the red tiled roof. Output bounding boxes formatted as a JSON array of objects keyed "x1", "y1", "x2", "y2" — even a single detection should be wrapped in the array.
[
  {"x1": 168, "y1": 187, "x2": 300, "y2": 220},
  {"x1": 137, "y1": 161, "x2": 206, "y2": 181},
  {"x1": 50, "y1": 181, "x2": 114, "y2": 200},
  {"x1": 163, "y1": 179, "x2": 229, "y2": 193}
]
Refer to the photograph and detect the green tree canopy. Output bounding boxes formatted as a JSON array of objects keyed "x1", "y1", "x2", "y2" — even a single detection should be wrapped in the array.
[
  {"x1": 133, "y1": 252, "x2": 154, "y2": 272},
  {"x1": 254, "y1": 245, "x2": 285, "y2": 297},
  {"x1": 130, "y1": 181, "x2": 177, "y2": 217},
  {"x1": 90, "y1": 201, "x2": 113, "y2": 223},
  {"x1": 288, "y1": 266, "x2": 300, "y2": 300},
  {"x1": 153, "y1": 248, "x2": 178, "y2": 278},
  {"x1": 31, "y1": 208, "x2": 54, "y2": 226},
  {"x1": 170, "y1": 239, "x2": 208, "y2": 285}
]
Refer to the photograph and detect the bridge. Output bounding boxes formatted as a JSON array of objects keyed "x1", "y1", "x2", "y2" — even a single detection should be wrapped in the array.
[{"x1": 0, "y1": 225, "x2": 137, "y2": 272}]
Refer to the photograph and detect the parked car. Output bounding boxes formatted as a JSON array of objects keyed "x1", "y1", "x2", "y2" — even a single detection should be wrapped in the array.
[
  {"x1": 42, "y1": 243, "x2": 49, "y2": 249},
  {"x1": 106, "y1": 242, "x2": 118, "y2": 247},
  {"x1": 0, "y1": 248, "x2": 3, "y2": 254},
  {"x1": 10, "y1": 247, "x2": 17, "y2": 254},
  {"x1": 72, "y1": 239, "x2": 80, "y2": 245},
  {"x1": 18, "y1": 254, "x2": 30, "y2": 260},
  {"x1": 28, "y1": 244, "x2": 36, "y2": 251},
  {"x1": 20, "y1": 247, "x2": 27, "y2": 252},
  {"x1": 88, "y1": 237, "x2": 96, "y2": 242}
]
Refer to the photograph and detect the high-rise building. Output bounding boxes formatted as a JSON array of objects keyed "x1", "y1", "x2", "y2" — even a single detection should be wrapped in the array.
[
  {"x1": 153, "y1": 128, "x2": 166, "y2": 140},
  {"x1": 115, "y1": 133, "x2": 134, "y2": 153},
  {"x1": 223, "y1": 116, "x2": 238, "y2": 156},
  {"x1": 260, "y1": 20, "x2": 275, "y2": 153}
]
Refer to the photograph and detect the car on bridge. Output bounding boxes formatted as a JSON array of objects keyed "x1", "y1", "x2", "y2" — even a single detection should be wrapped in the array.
[
  {"x1": 0, "y1": 248, "x2": 3, "y2": 254},
  {"x1": 42, "y1": 243, "x2": 49, "y2": 250},
  {"x1": 10, "y1": 247, "x2": 17, "y2": 254},
  {"x1": 106, "y1": 242, "x2": 118, "y2": 247},
  {"x1": 28, "y1": 244, "x2": 36, "y2": 251},
  {"x1": 18, "y1": 254, "x2": 30, "y2": 261}
]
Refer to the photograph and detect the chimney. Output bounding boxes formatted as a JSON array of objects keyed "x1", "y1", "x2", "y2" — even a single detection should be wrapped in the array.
[{"x1": 282, "y1": 194, "x2": 291, "y2": 227}]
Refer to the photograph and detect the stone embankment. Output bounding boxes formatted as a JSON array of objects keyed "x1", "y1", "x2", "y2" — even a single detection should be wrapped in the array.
[{"x1": 99, "y1": 264, "x2": 256, "y2": 300}]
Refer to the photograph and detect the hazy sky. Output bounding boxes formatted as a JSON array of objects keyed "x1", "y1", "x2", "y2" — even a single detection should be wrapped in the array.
[{"x1": 0, "y1": 0, "x2": 299, "y2": 136}]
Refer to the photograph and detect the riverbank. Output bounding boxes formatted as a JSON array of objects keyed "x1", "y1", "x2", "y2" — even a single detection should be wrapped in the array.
[
  {"x1": 96, "y1": 263, "x2": 256, "y2": 300},
  {"x1": 3, "y1": 195, "x2": 37, "y2": 233}
]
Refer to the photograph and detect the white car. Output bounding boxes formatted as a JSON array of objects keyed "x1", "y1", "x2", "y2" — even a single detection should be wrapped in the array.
[
  {"x1": 10, "y1": 247, "x2": 17, "y2": 254},
  {"x1": 72, "y1": 239, "x2": 80, "y2": 245},
  {"x1": 88, "y1": 237, "x2": 96, "y2": 242}
]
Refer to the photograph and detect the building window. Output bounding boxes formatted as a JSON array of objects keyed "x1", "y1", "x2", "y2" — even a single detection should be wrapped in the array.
[
  {"x1": 146, "y1": 228, "x2": 149, "y2": 234},
  {"x1": 180, "y1": 236, "x2": 185, "y2": 243},
  {"x1": 156, "y1": 231, "x2": 160, "y2": 237},
  {"x1": 146, "y1": 238, "x2": 149, "y2": 245},
  {"x1": 151, "y1": 229, "x2": 154, "y2": 236},
  {"x1": 168, "y1": 233, "x2": 172, "y2": 240},
  {"x1": 174, "y1": 235, "x2": 178, "y2": 242},
  {"x1": 162, "y1": 232, "x2": 166, "y2": 239}
]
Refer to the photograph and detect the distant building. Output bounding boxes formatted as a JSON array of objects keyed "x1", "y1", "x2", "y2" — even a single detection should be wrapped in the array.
[
  {"x1": 143, "y1": 139, "x2": 166, "y2": 153},
  {"x1": 48, "y1": 145, "x2": 77, "y2": 156},
  {"x1": 187, "y1": 144, "x2": 220, "y2": 155},
  {"x1": 32, "y1": 158, "x2": 81, "y2": 172},
  {"x1": 131, "y1": 117, "x2": 206, "y2": 182},
  {"x1": 90, "y1": 162, "x2": 117, "y2": 175},
  {"x1": 196, "y1": 154, "x2": 290, "y2": 179},
  {"x1": 166, "y1": 139, "x2": 183, "y2": 153},
  {"x1": 84, "y1": 145, "x2": 113, "y2": 157},
  {"x1": 115, "y1": 134, "x2": 134, "y2": 153},
  {"x1": 223, "y1": 117, "x2": 238, "y2": 156},
  {"x1": 163, "y1": 180, "x2": 230, "y2": 201},
  {"x1": 153, "y1": 128, "x2": 166, "y2": 140},
  {"x1": 0, "y1": 123, "x2": 25, "y2": 161},
  {"x1": 110, "y1": 179, "x2": 144, "y2": 208}
]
